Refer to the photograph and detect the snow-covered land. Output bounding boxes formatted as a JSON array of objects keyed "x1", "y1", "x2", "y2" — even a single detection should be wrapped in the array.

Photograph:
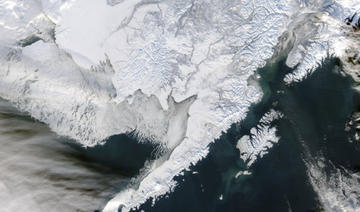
[
  {"x1": 237, "y1": 110, "x2": 283, "y2": 167},
  {"x1": 0, "y1": 0, "x2": 359, "y2": 211},
  {"x1": 283, "y1": 0, "x2": 360, "y2": 83}
]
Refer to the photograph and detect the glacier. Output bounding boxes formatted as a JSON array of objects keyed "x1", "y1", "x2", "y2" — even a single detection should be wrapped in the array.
[{"x1": 0, "y1": 0, "x2": 359, "y2": 211}]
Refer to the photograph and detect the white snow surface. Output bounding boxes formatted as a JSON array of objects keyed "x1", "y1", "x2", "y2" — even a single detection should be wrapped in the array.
[
  {"x1": 284, "y1": 0, "x2": 360, "y2": 83},
  {"x1": 237, "y1": 110, "x2": 283, "y2": 167},
  {"x1": 0, "y1": 0, "x2": 358, "y2": 211}
]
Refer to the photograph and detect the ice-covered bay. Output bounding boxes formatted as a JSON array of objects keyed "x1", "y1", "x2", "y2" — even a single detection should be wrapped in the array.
[{"x1": 0, "y1": 0, "x2": 359, "y2": 211}]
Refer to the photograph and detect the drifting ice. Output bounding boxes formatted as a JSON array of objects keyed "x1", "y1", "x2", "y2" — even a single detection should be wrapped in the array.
[{"x1": 0, "y1": 0, "x2": 359, "y2": 211}]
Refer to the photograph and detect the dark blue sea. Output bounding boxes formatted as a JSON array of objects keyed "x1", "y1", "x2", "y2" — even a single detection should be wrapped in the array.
[
  {"x1": 137, "y1": 57, "x2": 360, "y2": 212},
  {"x1": 0, "y1": 57, "x2": 359, "y2": 212}
]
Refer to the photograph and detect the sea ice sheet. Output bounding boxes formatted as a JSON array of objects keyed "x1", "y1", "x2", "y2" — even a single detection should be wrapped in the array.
[{"x1": 0, "y1": 0, "x2": 359, "y2": 211}]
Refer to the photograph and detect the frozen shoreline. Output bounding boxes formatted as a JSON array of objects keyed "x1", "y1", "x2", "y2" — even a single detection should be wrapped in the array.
[{"x1": 1, "y1": 0, "x2": 360, "y2": 211}]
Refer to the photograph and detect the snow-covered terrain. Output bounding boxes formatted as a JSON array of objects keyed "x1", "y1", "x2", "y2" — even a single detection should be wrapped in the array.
[
  {"x1": 0, "y1": 100, "x2": 127, "y2": 212},
  {"x1": 283, "y1": 0, "x2": 360, "y2": 83},
  {"x1": 0, "y1": 0, "x2": 359, "y2": 211},
  {"x1": 237, "y1": 110, "x2": 283, "y2": 167}
]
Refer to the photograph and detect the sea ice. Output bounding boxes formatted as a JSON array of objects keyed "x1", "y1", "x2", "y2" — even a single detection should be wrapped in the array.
[{"x1": 0, "y1": 0, "x2": 358, "y2": 211}]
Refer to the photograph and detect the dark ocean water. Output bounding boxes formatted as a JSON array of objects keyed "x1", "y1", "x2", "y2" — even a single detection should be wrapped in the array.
[
  {"x1": 1, "y1": 57, "x2": 359, "y2": 212},
  {"x1": 0, "y1": 101, "x2": 157, "y2": 211},
  {"x1": 66, "y1": 134, "x2": 158, "y2": 177},
  {"x1": 138, "y1": 57, "x2": 360, "y2": 212}
]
